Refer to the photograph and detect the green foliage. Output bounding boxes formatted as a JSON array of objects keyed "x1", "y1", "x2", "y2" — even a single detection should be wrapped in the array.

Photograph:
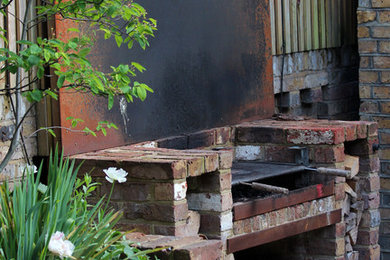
[
  {"x1": 0, "y1": 148, "x2": 154, "y2": 259},
  {"x1": 0, "y1": 0, "x2": 156, "y2": 136}
]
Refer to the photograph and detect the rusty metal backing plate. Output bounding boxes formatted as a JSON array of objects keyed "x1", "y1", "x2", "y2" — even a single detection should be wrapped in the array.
[{"x1": 57, "y1": 0, "x2": 273, "y2": 155}]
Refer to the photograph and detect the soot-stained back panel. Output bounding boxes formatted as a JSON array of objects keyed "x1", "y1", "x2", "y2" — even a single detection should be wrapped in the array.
[{"x1": 58, "y1": 0, "x2": 274, "y2": 155}]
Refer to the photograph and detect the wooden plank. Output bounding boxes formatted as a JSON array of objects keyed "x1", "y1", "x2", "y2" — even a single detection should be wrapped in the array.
[
  {"x1": 0, "y1": 12, "x2": 4, "y2": 90},
  {"x1": 7, "y1": 0, "x2": 17, "y2": 90},
  {"x1": 304, "y1": 0, "x2": 312, "y2": 50},
  {"x1": 332, "y1": 0, "x2": 339, "y2": 47},
  {"x1": 233, "y1": 180, "x2": 334, "y2": 221},
  {"x1": 341, "y1": 0, "x2": 347, "y2": 45},
  {"x1": 325, "y1": 0, "x2": 332, "y2": 48},
  {"x1": 270, "y1": 0, "x2": 276, "y2": 55},
  {"x1": 319, "y1": 0, "x2": 326, "y2": 48},
  {"x1": 284, "y1": 0, "x2": 291, "y2": 53},
  {"x1": 227, "y1": 209, "x2": 342, "y2": 254},
  {"x1": 290, "y1": 0, "x2": 298, "y2": 53},
  {"x1": 275, "y1": 0, "x2": 283, "y2": 55},
  {"x1": 312, "y1": 0, "x2": 319, "y2": 49},
  {"x1": 298, "y1": 0, "x2": 305, "y2": 52}
]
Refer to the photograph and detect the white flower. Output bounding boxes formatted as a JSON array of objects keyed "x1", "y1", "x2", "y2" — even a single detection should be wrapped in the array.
[
  {"x1": 103, "y1": 167, "x2": 128, "y2": 183},
  {"x1": 48, "y1": 231, "x2": 75, "y2": 259},
  {"x1": 24, "y1": 164, "x2": 37, "y2": 174}
]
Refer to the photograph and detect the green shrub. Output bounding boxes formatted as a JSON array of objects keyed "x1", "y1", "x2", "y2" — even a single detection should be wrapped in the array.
[{"x1": 0, "y1": 148, "x2": 154, "y2": 259}]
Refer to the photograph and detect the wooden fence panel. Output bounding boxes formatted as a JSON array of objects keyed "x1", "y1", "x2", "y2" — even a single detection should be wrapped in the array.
[{"x1": 270, "y1": 0, "x2": 356, "y2": 55}]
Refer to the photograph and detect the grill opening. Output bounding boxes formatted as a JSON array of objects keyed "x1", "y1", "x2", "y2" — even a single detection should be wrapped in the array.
[{"x1": 232, "y1": 163, "x2": 333, "y2": 203}]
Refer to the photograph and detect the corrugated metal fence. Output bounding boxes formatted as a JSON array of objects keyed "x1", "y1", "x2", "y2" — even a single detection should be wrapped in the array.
[{"x1": 270, "y1": 0, "x2": 357, "y2": 55}]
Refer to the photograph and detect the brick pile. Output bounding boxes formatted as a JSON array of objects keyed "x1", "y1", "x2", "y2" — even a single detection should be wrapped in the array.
[
  {"x1": 72, "y1": 119, "x2": 380, "y2": 259},
  {"x1": 357, "y1": 0, "x2": 390, "y2": 258}
]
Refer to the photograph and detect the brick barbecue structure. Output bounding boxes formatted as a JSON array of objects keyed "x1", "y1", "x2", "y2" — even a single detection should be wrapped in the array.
[{"x1": 72, "y1": 119, "x2": 380, "y2": 259}]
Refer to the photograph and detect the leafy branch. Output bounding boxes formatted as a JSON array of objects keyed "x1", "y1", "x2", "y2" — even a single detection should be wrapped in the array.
[{"x1": 0, "y1": 0, "x2": 157, "y2": 173}]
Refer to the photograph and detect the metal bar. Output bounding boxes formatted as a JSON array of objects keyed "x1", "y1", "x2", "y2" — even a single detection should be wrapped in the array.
[
  {"x1": 241, "y1": 182, "x2": 289, "y2": 194},
  {"x1": 227, "y1": 209, "x2": 342, "y2": 254},
  {"x1": 313, "y1": 167, "x2": 351, "y2": 178},
  {"x1": 233, "y1": 180, "x2": 334, "y2": 221}
]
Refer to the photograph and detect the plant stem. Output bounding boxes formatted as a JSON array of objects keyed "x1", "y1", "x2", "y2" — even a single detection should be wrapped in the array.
[{"x1": 104, "y1": 182, "x2": 115, "y2": 212}]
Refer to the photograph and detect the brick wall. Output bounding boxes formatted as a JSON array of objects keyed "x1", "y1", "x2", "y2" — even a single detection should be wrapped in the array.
[
  {"x1": 0, "y1": 92, "x2": 37, "y2": 181},
  {"x1": 357, "y1": 0, "x2": 390, "y2": 259},
  {"x1": 274, "y1": 47, "x2": 360, "y2": 120}
]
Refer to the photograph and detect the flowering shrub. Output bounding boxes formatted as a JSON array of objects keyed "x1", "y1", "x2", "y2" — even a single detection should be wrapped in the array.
[{"x1": 0, "y1": 148, "x2": 156, "y2": 259}]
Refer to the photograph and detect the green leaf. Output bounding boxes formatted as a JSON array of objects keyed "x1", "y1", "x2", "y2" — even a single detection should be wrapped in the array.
[
  {"x1": 131, "y1": 62, "x2": 146, "y2": 72},
  {"x1": 101, "y1": 127, "x2": 107, "y2": 136},
  {"x1": 45, "y1": 89, "x2": 58, "y2": 100},
  {"x1": 78, "y1": 48, "x2": 90, "y2": 57},
  {"x1": 27, "y1": 55, "x2": 40, "y2": 66},
  {"x1": 68, "y1": 41, "x2": 78, "y2": 50},
  {"x1": 108, "y1": 94, "x2": 114, "y2": 110},
  {"x1": 83, "y1": 127, "x2": 97, "y2": 137},
  {"x1": 136, "y1": 87, "x2": 147, "y2": 101},
  {"x1": 43, "y1": 49, "x2": 51, "y2": 62},
  {"x1": 140, "y1": 83, "x2": 153, "y2": 93},
  {"x1": 16, "y1": 40, "x2": 33, "y2": 45},
  {"x1": 47, "y1": 129, "x2": 56, "y2": 137},
  {"x1": 114, "y1": 35, "x2": 123, "y2": 48},
  {"x1": 57, "y1": 75, "x2": 65, "y2": 88},
  {"x1": 29, "y1": 89, "x2": 44, "y2": 102},
  {"x1": 37, "y1": 66, "x2": 44, "y2": 79}
]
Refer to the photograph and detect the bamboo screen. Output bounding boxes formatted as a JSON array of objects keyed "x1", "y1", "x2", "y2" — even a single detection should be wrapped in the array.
[{"x1": 270, "y1": 0, "x2": 357, "y2": 55}]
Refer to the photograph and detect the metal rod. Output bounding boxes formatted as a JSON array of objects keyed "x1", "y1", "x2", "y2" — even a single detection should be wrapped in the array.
[
  {"x1": 311, "y1": 167, "x2": 351, "y2": 178},
  {"x1": 241, "y1": 182, "x2": 289, "y2": 194}
]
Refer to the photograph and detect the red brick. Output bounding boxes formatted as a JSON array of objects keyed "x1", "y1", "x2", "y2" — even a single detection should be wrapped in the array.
[
  {"x1": 335, "y1": 183, "x2": 346, "y2": 201},
  {"x1": 204, "y1": 153, "x2": 219, "y2": 173},
  {"x1": 200, "y1": 213, "x2": 232, "y2": 234},
  {"x1": 308, "y1": 238, "x2": 345, "y2": 256},
  {"x1": 116, "y1": 222, "x2": 152, "y2": 233},
  {"x1": 264, "y1": 145, "x2": 296, "y2": 163},
  {"x1": 310, "y1": 145, "x2": 345, "y2": 163},
  {"x1": 187, "y1": 157, "x2": 205, "y2": 177},
  {"x1": 362, "y1": 192, "x2": 380, "y2": 210},
  {"x1": 359, "y1": 175, "x2": 380, "y2": 192},
  {"x1": 356, "y1": 122, "x2": 369, "y2": 139},
  {"x1": 123, "y1": 160, "x2": 187, "y2": 180},
  {"x1": 321, "y1": 223, "x2": 346, "y2": 239},
  {"x1": 124, "y1": 202, "x2": 188, "y2": 222},
  {"x1": 236, "y1": 126, "x2": 286, "y2": 144},
  {"x1": 188, "y1": 129, "x2": 216, "y2": 149},
  {"x1": 287, "y1": 127, "x2": 345, "y2": 145},
  {"x1": 192, "y1": 171, "x2": 231, "y2": 192},
  {"x1": 154, "y1": 181, "x2": 187, "y2": 201},
  {"x1": 154, "y1": 223, "x2": 189, "y2": 236},
  {"x1": 360, "y1": 156, "x2": 380, "y2": 173},
  {"x1": 157, "y1": 135, "x2": 188, "y2": 149},
  {"x1": 174, "y1": 240, "x2": 222, "y2": 260},
  {"x1": 361, "y1": 210, "x2": 381, "y2": 228},
  {"x1": 356, "y1": 245, "x2": 380, "y2": 260},
  {"x1": 215, "y1": 127, "x2": 233, "y2": 145},
  {"x1": 100, "y1": 182, "x2": 151, "y2": 201},
  {"x1": 344, "y1": 124, "x2": 358, "y2": 141},
  {"x1": 218, "y1": 149, "x2": 233, "y2": 169},
  {"x1": 346, "y1": 138, "x2": 379, "y2": 156}
]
